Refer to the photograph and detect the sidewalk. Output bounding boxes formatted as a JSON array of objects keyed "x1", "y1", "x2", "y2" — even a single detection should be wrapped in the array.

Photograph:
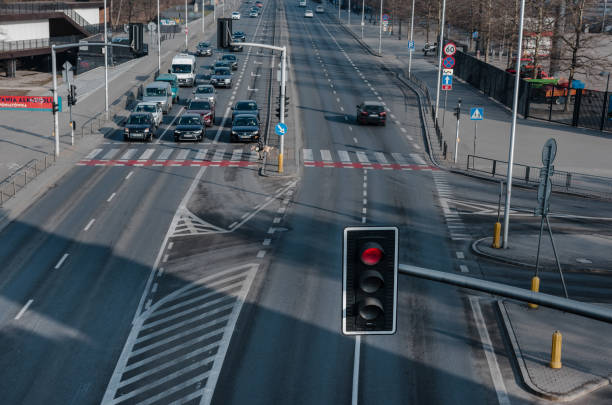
[{"x1": 335, "y1": 10, "x2": 612, "y2": 179}]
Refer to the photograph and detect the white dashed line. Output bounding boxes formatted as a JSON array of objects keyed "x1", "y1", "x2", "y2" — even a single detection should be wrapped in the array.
[
  {"x1": 54, "y1": 253, "x2": 69, "y2": 269},
  {"x1": 257, "y1": 250, "x2": 266, "y2": 258},
  {"x1": 14, "y1": 299, "x2": 33, "y2": 320},
  {"x1": 84, "y1": 219, "x2": 95, "y2": 231},
  {"x1": 459, "y1": 265, "x2": 469, "y2": 273},
  {"x1": 167, "y1": 242, "x2": 174, "y2": 250},
  {"x1": 456, "y1": 251, "x2": 465, "y2": 259},
  {"x1": 125, "y1": 171, "x2": 134, "y2": 180},
  {"x1": 107, "y1": 192, "x2": 116, "y2": 202},
  {"x1": 263, "y1": 239, "x2": 271, "y2": 246}
]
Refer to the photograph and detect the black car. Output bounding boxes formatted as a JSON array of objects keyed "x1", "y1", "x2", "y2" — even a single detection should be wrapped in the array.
[
  {"x1": 124, "y1": 112, "x2": 155, "y2": 141},
  {"x1": 232, "y1": 31, "x2": 246, "y2": 42},
  {"x1": 220, "y1": 54, "x2": 238, "y2": 70},
  {"x1": 174, "y1": 113, "x2": 205, "y2": 142},
  {"x1": 232, "y1": 100, "x2": 260, "y2": 121},
  {"x1": 195, "y1": 72, "x2": 212, "y2": 85},
  {"x1": 356, "y1": 101, "x2": 386, "y2": 125},
  {"x1": 196, "y1": 41, "x2": 213, "y2": 56},
  {"x1": 231, "y1": 114, "x2": 260, "y2": 142},
  {"x1": 214, "y1": 60, "x2": 232, "y2": 70}
]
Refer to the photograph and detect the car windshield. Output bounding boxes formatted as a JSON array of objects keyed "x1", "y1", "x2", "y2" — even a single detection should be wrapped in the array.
[
  {"x1": 189, "y1": 101, "x2": 211, "y2": 110},
  {"x1": 215, "y1": 68, "x2": 230, "y2": 75},
  {"x1": 178, "y1": 116, "x2": 201, "y2": 125},
  {"x1": 222, "y1": 55, "x2": 236, "y2": 61},
  {"x1": 146, "y1": 88, "x2": 167, "y2": 96},
  {"x1": 172, "y1": 64, "x2": 192, "y2": 73},
  {"x1": 196, "y1": 87, "x2": 214, "y2": 94},
  {"x1": 135, "y1": 104, "x2": 156, "y2": 113},
  {"x1": 236, "y1": 102, "x2": 257, "y2": 110},
  {"x1": 234, "y1": 117, "x2": 258, "y2": 126},
  {"x1": 127, "y1": 115, "x2": 150, "y2": 125},
  {"x1": 198, "y1": 42, "x2": 209, "y2": 48},
  {"x1": 364, "y1": 104, "x2": 384, "y2": 113}
]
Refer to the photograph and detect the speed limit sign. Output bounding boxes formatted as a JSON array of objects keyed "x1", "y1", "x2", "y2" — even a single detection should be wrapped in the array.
[{"x1": 444, "y1": 42, "x2": 457, "y2": 56}]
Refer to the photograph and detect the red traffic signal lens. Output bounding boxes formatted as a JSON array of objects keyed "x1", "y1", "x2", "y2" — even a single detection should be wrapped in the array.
[{"x1": 360, "y1": 243, "x2": 383, "y2": 266}]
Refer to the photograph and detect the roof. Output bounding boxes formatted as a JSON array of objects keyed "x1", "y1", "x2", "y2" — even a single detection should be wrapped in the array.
[
  {"x1": 181, "y1": 112, "x2": 201, "y2": 117},
  {"x1": 145, "y1": 81, "x2": 171, "y2": 88},
  {"x1": 136, "y1": 101, "x2": 159, "y2": 106},
  {"x1": 362, "y1": 101, "x2": 384, "y2": 106},
  {"x1": 156, "y1": 73, "x2": 177, "y2": 80}
]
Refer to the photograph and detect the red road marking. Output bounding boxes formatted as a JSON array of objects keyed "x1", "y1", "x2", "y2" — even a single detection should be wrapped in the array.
[
  {"x1": 303, "y1": 161, "x2": 438, "y2": 170},
  {"x1": 77, "y1": 159, "x2": 260, "y2": 167}
]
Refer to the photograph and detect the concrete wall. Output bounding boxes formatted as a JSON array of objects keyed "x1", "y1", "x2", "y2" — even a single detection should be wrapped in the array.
[
  {"x1": 74, "y1": 8, "x2": 100, "y2": 25},
  {"x1": 0, "y1": 20, "x2": 49, "y2": 41}
]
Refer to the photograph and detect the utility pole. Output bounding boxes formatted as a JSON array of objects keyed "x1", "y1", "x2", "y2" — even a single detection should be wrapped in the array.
[
  {"x1": 434, "y1": 0, "x2": 447, "y2": 120},
  {"x1": 361, "y1": 0, "x2": 365, "y2": 39},
  {"x1": 185, "y1": 0, "x2": 189, "y2": 50},
  {"x1": 51, "y1": 46, "x2": 59, "y2": 157},
  {"x1": 104, "y1": 0, "x2": 109, "y2": 119},
  {"x1": 378, "y1": 0, "x2": 383, "y2": 55},
  {"x1": 202, "y1": 0, "x2": 206, "y2": 34},
  {"x1": 408, "y1": 0, "x2": 415, "y2": 74},
  {"x1": 157, "y1": 0, "x2": 161, "y2": 74}
]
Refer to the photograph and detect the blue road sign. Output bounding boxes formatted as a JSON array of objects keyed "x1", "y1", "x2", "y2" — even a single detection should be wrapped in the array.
[
  {"x1": 442, "y1": 56, "x2": 455, "y2": 69},
  {"x1": 275, "y1": 122, "x2": 287, "y2": 136},
  {"x1": 442, "y1": 75, "x2": 453, "y2": 86},
  {"x1": 470, "y1": 107, "x2": 484, "y2": 120},
  {"x1": 408, "y1": 41, "x2": 415, "y2": 51},
  {"x1": 382, "y1": 13, "x2": 390, "y2": 21},
  {"x1": 472, "y1": 31, "x2": 478, "y2": 39}
]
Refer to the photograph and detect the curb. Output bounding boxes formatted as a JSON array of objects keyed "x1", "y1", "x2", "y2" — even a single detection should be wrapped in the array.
[
  {"x1": 497, "y1": 300, "x2": 612, "y2": 401},
  {"x1": 471, "y1": 237, "x2": 539, "y2": 270}
]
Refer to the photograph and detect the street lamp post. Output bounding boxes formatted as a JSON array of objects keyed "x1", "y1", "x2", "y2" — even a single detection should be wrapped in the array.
[
  {"x1": 378, "y1": 0, "x2": 383, "y2": 55},
  {"x1": 104, "y1": 0, "x2": 108, "y2": 119},
  {"x1": 202, "y1": 0, "x2": 206, "y2": 34},
  {"x1": 348, "y1": 0, "x2": 351, "y2": 25},
  {"x1": 338, "y1": 0, "x2": 341, "y2": 20},
  {"x1": 408, "y1": 0, "x2": 415, "y2": 75},
  {"x1": 434, "y1": 0, "x2": 447, "y2": 120},
  {"x1": 185, "y1": 0, "x2": 189, "y2": 50},
  {"x1": 599, "y1": 71, "x2": 610, "y2": 131},
  {"x1": 157, "y1": 0, "x2": 161, "y2": 74},
  {"x1": 51, "y1": 45, "x2": 59, "y2": 157},
  {"x1": 361, "y1": 0, "x2": 365, "y2": 39},
  {"x1": 502, "y1": 0, "x2": 527, "y2": 248}
]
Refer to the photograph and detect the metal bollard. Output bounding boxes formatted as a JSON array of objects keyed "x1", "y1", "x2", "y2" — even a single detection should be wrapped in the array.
[
  {"x1": 566, "y1": 173, "x2": 572, "y2": 189},
  {"x1": 528, "y1": 276, "x2": 540, "y2": 309},
  {"x1": 443, "y1": 141, "x2": 448, "y2": 159},
  {"x1": 550, "y1": 331, "x2": 562, "y2": 369},
  {"x1": 492, "y1": 222, "x2": 502, "y2": 248},
  {"x1": 492, "y1": 160, "x2": 497, "y2": 176}
]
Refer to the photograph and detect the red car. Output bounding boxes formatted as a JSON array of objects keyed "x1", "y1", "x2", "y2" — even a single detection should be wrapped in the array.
[
  {"x1": 186, "y1": 99, "x2": 215, "y2": 127},
  {"x1": 255, "y1": 1, "x2": 263, "y2": 7}
]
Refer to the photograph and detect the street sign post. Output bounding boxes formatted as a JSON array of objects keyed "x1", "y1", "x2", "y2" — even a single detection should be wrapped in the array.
[
  {"x1": 443, "y1": 42, "x2": 456, "y2": 56},
  {"x1": 470, "y1": 107, "x2": 484, "y2": 155},
  {"x1": 442, "y1": 56, "x2": 455, "y2": 69},
  {"x1": 441, "y1": 74, "x2": 452, "y2": 91},
  {"x1": 62, "y1": 61, "x2": 75, "y2": 146}
]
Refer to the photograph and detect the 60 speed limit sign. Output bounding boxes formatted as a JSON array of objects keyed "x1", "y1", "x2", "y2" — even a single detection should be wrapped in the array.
[{"x1": 444, "y1": 42, "x2": 457, "y2": 56}]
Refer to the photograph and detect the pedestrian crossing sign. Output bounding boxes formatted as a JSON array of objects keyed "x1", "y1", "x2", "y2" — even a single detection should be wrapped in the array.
[{"x1": 470, "y1": 107, "x2": 484, "y2": 120}]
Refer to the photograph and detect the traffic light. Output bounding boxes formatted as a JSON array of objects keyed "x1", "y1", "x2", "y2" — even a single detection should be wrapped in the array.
[
  {"x1": 342, "y1": 226, "x2": 398, "y2": 335},
  {"x1": 69, "y1": 85, "x2": 77, "y2": 105},
  {"x1": 52, "y1": 101, "x2": 59, "y2": 113},
  {"x1": 454, "y1": 98, "x2": 461, "y2": 118}
]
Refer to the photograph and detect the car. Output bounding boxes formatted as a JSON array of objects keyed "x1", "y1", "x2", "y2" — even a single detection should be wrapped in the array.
[
  {"x1": 143, "y1": 81, "x2": 173, "y2": 113},
  {"x1": 304, "y1": 9, "x2": 313, "y2": 17},
  {"x1": 356, "y1": 101, "x2": 386, "y2": 125},
  {"x1": 231, "y1": 114, "x2": 260, "y2": 142},
  {"x1": 315, "y1": 5, "x2": 324, "y2": 12},
  {"x1": 132, "y1": 101, "x2": 163, "y2": 128},
  {"x1": 249, "y1": 10, "x2": 258, "y2": 17},
  {"x1": 255, "y1": 1, "x2": 263, "y2": 7},
  {"x1": 232, "y1": 100, "x2": 260, "y2": 120},
  {"x1": 195, "y1": 72, "x2": 212, "y2": 85},
  {"x1": 195, "y1": 41, "x2": 213, "y2": 56},
  {"x1": 210, "y1": 67, "x2": 232, "y2": 88},
  {"x1": 231, "y1": 11, "x2": 241, "y2": 19},
  {"x1": 214, "y1": 60, "x2": 232, "y2": 70},
  {"x1": 124, "y1": 112, "x2": 155, "y2": 141},
  {"x1": 192, "y1": 84, "x2": 216, "y2": 105},
  {"x1": 250, "y1": 6, "x2": 260, "y2": 13},
  {"x1": 298, "y1": 0, "x2": 306, "y2": 6},
  {"x1": 174, "y1": 113, "x2": 205, "y2": 142},
  {"x1": 230, "y1": 42, "x2": 244, "y2": 52},
  {"x1": 155, "y1": 73, "x2": 179, "y2": 103},
  {"x1": 186, "y1": 99, "x2": 215, "y2": 127},
  {"x1": 232, "y1": 31, "x2": 246, "y2": 42},
  {"x1": 220, "y1": 54, "x2": 238, "y2": 70}
]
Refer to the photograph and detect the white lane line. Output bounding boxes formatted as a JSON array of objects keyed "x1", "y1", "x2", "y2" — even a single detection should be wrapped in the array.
[
  {"x1": 374, "y1": 152, "x2": 387, "y2": 164},
  {"x1": 340, "y1": 106, "x2": 345, "y2": 112},
  {"x1": 14, "y1": 299, "x2": 34, "y2": 320},
  {"x1": 194, "y1": 149, "x2": 208, "y2": 161},
  {"x1": 85, "y1": 148, "x2": 103, "y2": 159},
  {"x1": 303, "y1": 148, "x2": 314, "y2": 161},
  {"x1": 273, "y1": 217, "x2": 281, "y2": 224},
  {"x1": 138, "y1": 148, "x2": 155, "y2": 160},
  {"x1": 391, "y1": 153, "x2": 407, "y2": 164},
  {"x1": 84, "y1": 219, "x2": 95, "y2": 231},
  {"x1": 362, "y1": 207, "x2": 367, "y2": 214},
  {"x1": 54, "y1": 253, "x2": 69, "y2": 269},
  {"x1": 231, "y1": 149, "x2": 242, "y2": 161},
  {"x1": 263, "y1": 238, "x2": 271, "y2": 246},
  {"x1": 414, "y1": 144, "x2": 422, "y2": 150},
  {"x1": 155, "y1": 106, "x2": 184, "y2": 144},
  {"x1": 107, "y1": 192, "x2": 116, "y2": 202},
  {"x1": 320, "y1": 149, "x2": 333, "y2": 162},
  {"x1": 338, "y1": 150, "x2": 351, "y2": 162},
  {"x1": 348, "y1": 126, "x2": 353, "y2": 132},
  {"x1": 362, "y1": 217, "x2": 366, "y2": 223},
  {"x1": 400, "y1": 127, "x2": 407, "y2": 133},
  {"x1": 151, "y1": 283, "x2": 158, "y2": 293},
  {"x1": 256, "y1": 250, "x2": 266, "y2": 258},
  {"x1": 459, "y1": 265, "x2": 469, "y2": 273},
  {"x1": 410, "y1": 153, "x2": 426, "y2": 165},
  {"x1": 456, "y1": 251, "x2": 465, "y2": 259},
  {"x1": 125, "y1": 171, "x2": 134, "y2": 180},
  {"x1": 336, "y1": 97, "x2": 340, "y2": 102},
  {"x1": 469, "y1": 297, "x2": 511, "y2": 405},
  {"x1": 212, "y1": 149, "x2": 226, "y2": 162},
  {"x1": 351, "y1": 335, "x2": 361, "y2": 405},
  {"x1": 167, "y1": 242, "x2": 174, "y2": 250}
]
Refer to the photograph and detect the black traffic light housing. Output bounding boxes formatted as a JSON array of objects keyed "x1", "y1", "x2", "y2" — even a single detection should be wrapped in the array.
[
  {"x1": 343, "y1": 226, "x2": 398, "y2": 335},
  {"x1": 67, "y1": 84, "x2": 77, "y2": 106},
  {"x1": 454, "y1": 98, "x2": 462, "y2": 118}
]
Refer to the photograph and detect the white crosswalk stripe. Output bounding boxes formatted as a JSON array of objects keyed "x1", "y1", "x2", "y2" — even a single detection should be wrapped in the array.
[
  {"x1": 374, "y1": 152, "x2": 388, "y2": 164},
  {"x1": 338, "y1": 150, "x2": 350, "y2": 162},
  {"x1": 120, "y1": 149, "x2": 137, "y2": 160},
  {"x1": 231, "y1": 149, "x2": 242, "y2": 161},
  {"x1": 391, "y1": 153, "x2": 407, "y2": 164},
  {"x1": 85, "y1": 148, "x2": 103, "y2": 159},
  {"x1": 175, "y1": 149, "x2": 190, "y2": 161},
  {"x1": 212, "y1": 149, "x2": 225, "y2": 162},
  {"x1": 194, "y1": 149, "x2": 208, "y2": 161},
  {"x1": 138, "y1": 148, "x2": 155, "y2": 160},
  {"x1": 356, "y1": 151, "x2": 369, "y2": 163},
  {"x1": 303, "y1": 149, "x2": 313, "y2": 162},
  {"x1": 410, "y1": 153, "x2": 426, "y2": 165},
  {"x1": 157, "y1": 148, "x2": 173, "y2": 160},
  {"x1": 320, "y1": 149, "x2": 333, "y2": 162},
  {"x1": 103, "y1": 149, "x2": 119, "y2": 160}
]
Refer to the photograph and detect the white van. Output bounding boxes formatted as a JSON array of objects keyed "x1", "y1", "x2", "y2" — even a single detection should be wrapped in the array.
[
  {"x1": 171, "y1": 53, "x2": 197, "y2": 87},
  {"x1": 142, "y1": 81, "x2": 173, "y2": 113}
]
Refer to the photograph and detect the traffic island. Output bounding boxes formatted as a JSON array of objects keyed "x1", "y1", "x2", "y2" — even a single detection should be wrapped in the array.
[{"x1": 498, "y1": 300, "x2": 612, "y2": 401}]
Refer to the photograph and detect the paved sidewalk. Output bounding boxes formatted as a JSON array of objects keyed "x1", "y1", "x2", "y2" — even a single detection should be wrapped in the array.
[
  {"x1": 499, "y1": 300, "x2": 612, "y2": 401},
  {"x1": 333, "y1": 9, "x2": 612, "y2": 179}
]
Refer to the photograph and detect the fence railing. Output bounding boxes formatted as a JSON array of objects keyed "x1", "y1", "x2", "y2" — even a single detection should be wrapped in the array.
[
  {"x1": 467, "y1": 154, "x2": 612, "y2": 199},
  {"x1": 0, "y1": 154, "x2": 55, "y2": 206},
  {"x1": 0, "y1": 35, "x2": 81, "y2": 51}
]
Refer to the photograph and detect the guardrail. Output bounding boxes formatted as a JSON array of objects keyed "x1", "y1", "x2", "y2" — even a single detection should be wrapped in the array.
[
  {"x1": 0, "y1": 154, "x2": 55, "y2": 206},
  {"x1": 467, "y1": 154, "x2": 612, "y2": 200},
  {"x1": 0, "y1": 35, "x2": 82, "y2": 52}
]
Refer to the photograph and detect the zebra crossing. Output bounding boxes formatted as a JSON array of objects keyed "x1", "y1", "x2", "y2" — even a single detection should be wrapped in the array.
[
  {"x1": 432, "y1": 171, "x2": 471, "y2": 241},
  {"x1": 302, "y1": 148, "x2": 436, "y2": 170}
]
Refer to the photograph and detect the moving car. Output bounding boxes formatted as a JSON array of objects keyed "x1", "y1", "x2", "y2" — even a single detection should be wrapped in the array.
[
  {"x1": 255, "y1": 1, "x2": 263, "y2": 7},
  {"x1": 210, "y1": 67, "x2": 232, "y2": 88},
  {"x1": 250, "y1": 6, "x2": 260, "y2": 14},
  {"x1": 230, "y1": 42, "x2": 244, "y2": 52},
  {"x1": 231, "y1": 114, "x2": 260, "y2": 142},
  {"x1": 214, "y1": 60, "x2": 232, "y2": 70},
  {"x1": 220, "y1": 54, "x2": 238, "y2": 70},
  {"x1": 143, "y1": 81, "x2": 173, "y2": 113},
  {"x1": 231, "y1": 11, "x2": 241, "y2": 19},
  {"x1": 233, "y1": 31, "x2": 246, "y2": 42},
  {"x1": 250, "y1": 9, "x2": 259, "y2": 17},
  {"x1": 186, "y1": 99, "x2": 215, "y2": 127},
  {"x1": 304, "y1": 9, "x2": 313, "y2": 17},
  {"x1": 195, "y1": 72, "x2": 212, "y2": 85},
  {"x1": 315, "y1": 5, "x2": 324, "y2": 12},
  {"x1": 356, "y1": 101, "x2": 386, "y2": 125},
  {"x1": 174, "y1": 113, "x2": 205, "y2": 142},
  {"x1": 232, "y1": 100, "x2": 260, "y2": 120},
  {"x1": 192, "y1": 84, "x2": 216, "y2": 105},
  {"x1": 132, "y1": 101, "x2": 163, "y2": 128},
  {"x1": 196, "y1": 41, "x2": 213, "y2": 56},
  {"x1": 154, "y1": 73, "x2": 179, "y2": 103},
  {"x1": 299, "y1": 0, "x2": 306, "y2": 6},
  {"x1": 124, "y1": 112, "x2": 155, "y2": 141},
  {"x1": 170, "y1": 53, "x2": 196, "y2": 87}
]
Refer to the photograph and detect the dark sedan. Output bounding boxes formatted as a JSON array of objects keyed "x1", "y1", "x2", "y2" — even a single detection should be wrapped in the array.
[
  {"x1": 186, "y1": 99, "x2": 215, "y2": 127},
  {"x1": 195, "y1": 41, "x2": 213, "y2": 56},
  {"x1": 220, "y1": 54, "x2": 238, "y2": 70},
  {"x1": 232, "y1": 100, "x2": 260, "y2": 120},
  {"x1": 174, "y1": 113, "x2": 205, "y2": 142},
  {"x1": 356, "y1": 101, "x2": 386, "y2": 125},
  {"x1": 124, "y1": 112, "x2": 155, "y2": 141},
  {"x1": 231, "y1": 114, "x2": 260, "y2": 142},
  {"x1": 232, "y1": 31, "x2": 246, "y2": 42}
]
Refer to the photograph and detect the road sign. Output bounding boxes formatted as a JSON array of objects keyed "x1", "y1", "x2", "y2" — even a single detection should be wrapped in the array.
[
  {"x1": 408, "y1": 41, "x2": 415, "y2": 51},
  {"x1": 541, "y1": 138, "x2": 557, "y2": 165},
  {"x1": 442, "y1": 56, "x2": 455, "y2": 69},
  {"x1": 443, "y1": 42, "x2": 456, "y2": 56},
  {"x1": 382, "y1": 13, "x2": 389, "y2": 21},
  {"x1": 148, "y1": 22, "x2": 156, "y2": 32},
  {"x1": 442, "y1": 75, "x2": 453, "y2": 86},
  {"x1": 443, "y1": 68, "x2": 453, "y2": 75},
  {"x1": 275, "y1": 122, "x2": 287, "y2": 136},
  {"x1": 470, "y1": 107, "x2": 484, "y2": 120},
  {"x1": 442, "y1": 84, "x2": 452, "y2": 91},
  {"x1": 472, "y1": 31, "x2": 478, "y2": 39}
]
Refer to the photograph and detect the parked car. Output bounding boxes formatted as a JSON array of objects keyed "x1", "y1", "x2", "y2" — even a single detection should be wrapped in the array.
[
  {"x1": 356, "y1": 101, "x2": 386, "y2": 125},
  {"x1": 304, "y1": 9, "x2": 313, "y2": 17},
  {"x1": 220, "y1": 54, "x2": 238, "y2": 70},
  {"x1": 132, "y1": 101, "x2": 163, "y2": 128},
  {"x1": 196, "y1": 41, "x2": 213, "y2": 56},
  {"x1": 192, "y1": 84, "x2": 216, "y2": 105},
  {"x1": 315, "y1": 5, "x2": 324, "y2": 12},
  {"x1": 231, "y1": 11, "x2": 241, "y2": 19},
  {"x1": 232, "y1": 100, "x2": 260, "y2": 120},
  {"x1": 155, "y1": 73, "x2": 179, "y2": 103},
  {"x1": 174, "y1": 113, "x2": 205, "y2": 142},
  {"x1": 124, "y1": 112, "x2": 156, "y2": 141},
  {"x1": 186, "y1": 99, "x2": 215, "y2": 127},
  {"x1": 231, "y1": 114, "x2": 260, "y2": 142}
]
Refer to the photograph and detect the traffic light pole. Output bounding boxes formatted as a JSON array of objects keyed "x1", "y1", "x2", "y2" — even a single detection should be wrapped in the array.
[
  {"x1": 454, "y1": 98, "x2": 461, "y2": 163},
  {"x1": 51, "y1": 45, "x2": 60, "y2": 157}
]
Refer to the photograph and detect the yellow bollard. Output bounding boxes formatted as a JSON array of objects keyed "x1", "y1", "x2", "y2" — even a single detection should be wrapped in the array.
[
  {"x1": 550, "y1": 331, "x2": 562, "y2": 369},
  {"x1": 492, "y1": 222, "x2": 502, "y2": 248},
  {"x1": 278, "y1": 153, "x2": 284, "y2": 173},
  {"x1": 528, "y1": 276, "x2": 540, "y2": 309}
]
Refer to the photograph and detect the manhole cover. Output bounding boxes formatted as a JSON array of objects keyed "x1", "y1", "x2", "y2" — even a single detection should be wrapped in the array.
[{"x1": 575, "y1": 258, "x2": 593, "y2": 264}]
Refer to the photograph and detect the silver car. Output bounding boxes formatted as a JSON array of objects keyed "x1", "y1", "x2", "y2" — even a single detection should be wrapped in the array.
[
  {"x1": 133, "y1": 101, "x2": 163, "y2": 127},
  {"x1": 192, "y1": 84, "x2": 216, "y2": 105}
]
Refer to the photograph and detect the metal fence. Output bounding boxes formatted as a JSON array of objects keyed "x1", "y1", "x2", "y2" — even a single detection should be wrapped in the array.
[
  {"x1": 0, "y1": 35, "x2": 81, "y2": 51},
  {"x1": 467, "y1": 154, "x2": 612, "y2": 199},
  {"x1": 0, "y1": 154, "x2": 55, "y2": 206}
]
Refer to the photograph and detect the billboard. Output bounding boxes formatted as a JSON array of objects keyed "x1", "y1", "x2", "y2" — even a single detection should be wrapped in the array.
[{"x1": 0, "y1": 95, "x2": 61, "y2": 111}]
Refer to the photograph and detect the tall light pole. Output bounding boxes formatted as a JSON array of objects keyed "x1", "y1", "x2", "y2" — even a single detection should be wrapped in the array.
[
  {"x1": 434, "y1": 0, "x2": 447, "y2": 120},
  {"x1": 338, "y1": 0, "x2": 341, "y2": 20},
  {"x1": 51, "y1": 45, "x2": 59, "y2": 157},
  {"x1": 361, "y1": 0, "x2": 365, "y2": 39},
  {"x1": 348, "y1": 0, "x2": 351, "y2": 25},
  {"x1": 104, "y1": 0, "x2": 108, "y2": 119},
  {"x1": 279, "y1": 46, "x2": 286, "y2": 173},
  {"x1": 185, "y1": 0, "x2": 189, "y2": 50},
  {"x1": 157, "y1": 0, "x2": 161, "y2": 74},
  {"x1": 202, "y1": 0, "x2": 205, "y2": 35},
  {"x1": 408, "y1": 0, "x2": 415, "y2": 74},
  {"x1": 378, "y1": 0, "x2": 383, "y2": 55},
  {"x1": 502, "y1": 0, "x2": 527, "y2": 248}
]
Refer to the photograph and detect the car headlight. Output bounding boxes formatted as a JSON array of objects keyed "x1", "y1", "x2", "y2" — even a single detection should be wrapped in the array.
[
  {"x1": 144, "y1": 128, "x2": 150, "y2": 132},
  {"x1": 252, "y1": 130, "x2": 259, "y2": 135},
  {"x1": 124, "y1": 128, "x2": 129, "y2": 133},
  {"x1": 232, "y1": 131, "x2": 237, "y2": 135},
  {"x1": 175, "y1": 130, "x2": 182, "y2": 134}
]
